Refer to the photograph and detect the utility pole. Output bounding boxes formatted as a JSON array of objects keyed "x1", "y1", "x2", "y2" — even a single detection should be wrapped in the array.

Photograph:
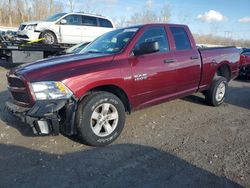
[{"x1": 224, "y1": 31, "x2": 232, "y2": 38}]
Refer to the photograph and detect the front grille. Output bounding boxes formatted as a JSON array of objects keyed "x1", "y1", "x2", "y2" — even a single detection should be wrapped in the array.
[
  {"x1": 18, "y1": 24, "x2": 26, "y2": 31},
  {"x1": 11, "y1": 92, "x2": 30, "y2": 104},
  {"x1": 8, "y1": 77, "x2": 25, "y2": 88},
  {"x1": 17, "y1": 34, "x2": 29, "y2": 39},
  {"x1": 7, "y1": 74, "x2": 32, "y2": 106}
]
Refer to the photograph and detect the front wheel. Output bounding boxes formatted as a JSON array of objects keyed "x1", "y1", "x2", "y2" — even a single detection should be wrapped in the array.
[
  {"x1": 76, "y1": 92, "x2": 125, "y2": 146},
  {"x1": 205, "y1": 76, "x2": 228, "y2": 106},
  {"x1": 40, "y1": 31, "x2": 57, "y2": 44}
]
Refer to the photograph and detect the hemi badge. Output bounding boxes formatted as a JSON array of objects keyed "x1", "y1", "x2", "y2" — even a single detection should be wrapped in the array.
[{"x1": 134, "y1": 73, "x2": 147, "y2": 81}]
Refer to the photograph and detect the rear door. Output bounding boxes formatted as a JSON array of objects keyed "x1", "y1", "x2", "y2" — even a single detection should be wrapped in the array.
[
  {"x1": 60, "y1": 14, "x2": 82, "y2": 44},
  {"x1": 98, "y1": 18, "x2": 114, "y2": 34},
  {"x1": 130, "y1": 26, "x2": 177, "y2": 108},
  {"x1": 169, "y1": 26, "x2": 201, "y2": 94},
  {"x1": 81, "y1": 15, "x2": 99, "y2": 42},
  {"x1": 80, "y1": 16, "x2": 114, "y2": 42}
]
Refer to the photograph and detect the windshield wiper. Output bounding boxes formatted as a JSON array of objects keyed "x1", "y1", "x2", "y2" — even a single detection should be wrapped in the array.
[{"x1": 85, "y1": 50, "x2": 103, "y2": 54}]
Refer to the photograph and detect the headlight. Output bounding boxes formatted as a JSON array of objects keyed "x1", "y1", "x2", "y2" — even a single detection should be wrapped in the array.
[
  {"x1": 26, "y1": 24, "x2": 37, "y2": 30},
  {"x1": 31, "y1": 81, "x2": 73, "y2": 100}
]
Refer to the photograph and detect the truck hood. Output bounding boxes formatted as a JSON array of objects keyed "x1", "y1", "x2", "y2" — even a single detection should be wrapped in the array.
[{"x1": 12, "y1": 53, "x2": 115, "y2": 81}]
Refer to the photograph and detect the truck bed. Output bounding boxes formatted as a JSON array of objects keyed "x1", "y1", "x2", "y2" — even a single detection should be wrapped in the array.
[
  {"x1": 198, "y1": 46, "x2": 240, "y2": 91},
  {"x1": 198, "y1": 46, "x2": 236, "y2": 51}
]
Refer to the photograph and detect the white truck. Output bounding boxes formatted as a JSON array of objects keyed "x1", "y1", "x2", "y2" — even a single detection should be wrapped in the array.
[{"x1": 17, "y1": 12, "x2": 115, "y2": 45}]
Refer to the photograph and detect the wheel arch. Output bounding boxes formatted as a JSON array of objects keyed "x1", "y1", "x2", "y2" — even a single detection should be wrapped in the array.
[
  {"x1": 79, "y1": 85, "x2": 131, "y2": 114},
  {"x1": 215, "y1": 63, "x2": 231, "y2": 81}
]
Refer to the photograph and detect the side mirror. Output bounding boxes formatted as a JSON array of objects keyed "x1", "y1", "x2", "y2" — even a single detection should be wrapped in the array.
[
  {"x1": 134, "y1": 41, "x2": 160, "y2": 56},
  {"x1": 60, "y1": 19, "x2": 67, "y2": 25}
]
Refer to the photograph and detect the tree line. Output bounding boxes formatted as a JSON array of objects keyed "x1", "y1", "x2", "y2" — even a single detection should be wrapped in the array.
[
  {"x1": 194, "y1": 34, "x2": 250, "y2": 48},
  {"x1": 0, "y1": 0, "x2": 63, "y2": 26}
]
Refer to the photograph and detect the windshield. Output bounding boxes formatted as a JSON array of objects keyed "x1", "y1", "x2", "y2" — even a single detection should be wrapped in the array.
[
  {"x1": 46, "y1": 13, "x2": 67, "y2": 22},
  {"x1": 80, "y1": 27, "x2": 140, "y2": 54},
  {"x1": 65, "y1": 42, "x2": 90, "y2": 54}
]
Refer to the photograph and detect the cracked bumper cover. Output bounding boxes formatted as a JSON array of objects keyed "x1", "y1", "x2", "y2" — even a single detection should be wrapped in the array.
[{"x1": 5, "y1": 99, "x2": 77, "y2": 136}]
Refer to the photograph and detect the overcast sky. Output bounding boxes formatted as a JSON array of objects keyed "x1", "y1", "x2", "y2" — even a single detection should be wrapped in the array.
[{"x1": 67, "y1": 0, "x2": 250, "y2": 40}]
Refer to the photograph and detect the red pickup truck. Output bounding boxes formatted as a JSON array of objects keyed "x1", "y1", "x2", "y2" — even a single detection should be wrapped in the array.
[{"x1": 6, "y1": 24, "x2": 240, "y2": 146}]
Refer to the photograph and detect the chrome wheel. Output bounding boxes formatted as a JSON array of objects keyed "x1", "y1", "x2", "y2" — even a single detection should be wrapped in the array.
[
  {"x1": 215, "y1": 82, "x2": 226, "y2": 101},
  {"x1": 90, "y1": 103, "x2": 119, "y2": 137}
]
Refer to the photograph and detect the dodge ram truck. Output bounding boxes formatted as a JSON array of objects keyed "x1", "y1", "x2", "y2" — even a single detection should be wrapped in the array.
[{"x1": 6, "y1": 24, "x2": 240, "y2": 146}]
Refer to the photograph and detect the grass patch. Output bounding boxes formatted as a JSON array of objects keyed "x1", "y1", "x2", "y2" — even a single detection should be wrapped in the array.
[{"x1": 0, "y1": 66, "x2": 6, "y2": 71}]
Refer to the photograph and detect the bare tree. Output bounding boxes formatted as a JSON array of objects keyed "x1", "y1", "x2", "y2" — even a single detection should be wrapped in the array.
[
  {"x1": 158, "y1": 4, "x2": 171, "y2": 23},
  {"x1": 178, "y1": 11, "x2": 191, "y2": 24},
  {"x1": 0, "y1": 1, "x2": 3, "y2": 24},
  {"x1": 77, "y1": 0, "x2": 102, "y2": 14},
  {"x1": 16, "y1": 0, "x2": 25, "y2": 23},
  {"x1": 0, "y1": 0, "x2": 63, "y2": 26},
  {"x1": 209, "y1": 23, "x2": 220, "y2": 36},
  {"x1": 194, "y1": 34, "x2": 250, "y2": 48},
  {"x1": 8, "y1": 0, "x2": 12, "y2": 26},
  {"x1": 128, "y1": 3, "x2": 171, "y2": 25},
  {"x1": 128, "y1": 9, "x2": 156, "y2": 25},
  {"x1": 113, "y1": 17, "x2": 129, "y2": 28},
  {"x1": 68, "y1": 0, "x2": 74, "y2": 12}
]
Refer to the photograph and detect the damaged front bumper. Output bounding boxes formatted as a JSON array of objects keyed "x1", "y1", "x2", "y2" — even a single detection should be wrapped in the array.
[{"x1": 5, "y1": 99, "x2": 77, "y2": 136}]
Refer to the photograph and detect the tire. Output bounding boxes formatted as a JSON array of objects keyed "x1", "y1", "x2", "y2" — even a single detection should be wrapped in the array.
[
  {"x1": 246, "y1": 66, "x2": 250, "y2": 80},
  {"x1": 40, "y1": 31, "x2": 57, "y2": 44},
  {"x1": 76, "y1": 92, "x2": 125, "y2": 146},
  {"x1": 205, "y1": 76, "x2": 228, "y2": 106}
]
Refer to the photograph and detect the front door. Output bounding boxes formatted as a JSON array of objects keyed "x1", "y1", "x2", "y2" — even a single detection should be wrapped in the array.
[
  {"x1": 130, "y1": 26, "x2": 178, "y2": 109},
  {"x1": 60, "y1": 14, "x2": 82, "y2": 44}
]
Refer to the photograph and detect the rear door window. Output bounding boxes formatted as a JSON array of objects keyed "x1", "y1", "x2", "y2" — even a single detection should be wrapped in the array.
[
  {"x1": 82, "y1": 16, "x2": 98, "y2": 26},
  {"x1": 99, "y1": 18, "x2": 113, "y2": 28},
  {"x1": 170, "y1": 27, "x2": 192, "y2": 50}
]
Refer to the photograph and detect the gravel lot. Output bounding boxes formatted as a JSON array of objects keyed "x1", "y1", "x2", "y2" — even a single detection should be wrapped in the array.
[{"x1": 0, "y1": 66, "x2": 249, "y2": 188}]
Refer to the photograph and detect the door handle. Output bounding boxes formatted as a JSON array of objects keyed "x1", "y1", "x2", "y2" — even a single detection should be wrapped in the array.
[
  {"x1": 164, "y1": 59, "x2": 175, "y2": 64},
  {"x1": 190, "y1": 56, "x2": 199, "y2": 60}
]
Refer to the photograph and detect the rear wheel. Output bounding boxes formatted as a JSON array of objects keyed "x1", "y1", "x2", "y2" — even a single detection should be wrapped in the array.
[
  {"x1": 76, "y1": 92, "x2": 125, "y2": 146},
  {"x1": 205, "y1": 76, "x2": 228, "y2": 106}
]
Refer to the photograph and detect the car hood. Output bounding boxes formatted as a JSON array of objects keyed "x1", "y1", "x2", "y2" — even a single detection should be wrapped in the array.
[
  {"x1": 20, "y1": 21, "x2": 54, "y2": 26},
  {"x1": 21, "y1": 21, "x2": 42, "y2": 25},
  {"x1": 12, "y1": 53, "x2": 115, "y2": 81}
]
